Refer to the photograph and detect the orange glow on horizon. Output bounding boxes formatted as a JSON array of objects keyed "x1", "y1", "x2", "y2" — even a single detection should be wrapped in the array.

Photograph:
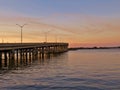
[{"x1": 0, "y1": 13, "x2": 120, "y2": 47}]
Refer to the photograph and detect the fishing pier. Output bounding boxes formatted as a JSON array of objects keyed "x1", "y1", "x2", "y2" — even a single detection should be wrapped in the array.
[{"x1": 0, "y1": 43, "x2": 68, "y2": 70}]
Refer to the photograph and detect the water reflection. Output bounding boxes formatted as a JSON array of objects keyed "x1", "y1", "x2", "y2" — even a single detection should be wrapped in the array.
[
  {"x1": 0, "y1": 52, "x2": 66, "y2": 74},
  {"x1": 0, "y1": 49, "x2": 120, "y2": 90}
]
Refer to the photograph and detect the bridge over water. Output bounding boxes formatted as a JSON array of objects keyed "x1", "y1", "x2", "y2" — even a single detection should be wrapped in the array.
[{"x1": 0, "y1": 43, "x2": 68, "y2": 70}]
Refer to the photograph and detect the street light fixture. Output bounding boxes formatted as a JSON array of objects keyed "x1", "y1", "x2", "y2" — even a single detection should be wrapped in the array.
[{"x1": 16, "y1": 24, "x2": 27, "y2": 43}]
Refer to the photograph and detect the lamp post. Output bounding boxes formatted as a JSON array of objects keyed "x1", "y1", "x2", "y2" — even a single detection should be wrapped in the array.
[
  {"x1": 55, "y1": 35, "x2": 58, "y2": 43},
  {"x1": 16, "y1": 24, "x2": 27, "y2": 43},
  {"x1": 44, "y1": 30, "x2": 52, "y2": 43}
]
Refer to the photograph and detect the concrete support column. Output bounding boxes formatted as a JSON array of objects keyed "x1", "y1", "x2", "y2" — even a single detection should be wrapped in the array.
[
  {"x1": 16, "y1": 50, "x2": 19, "y2": 61},
  {"x1": 25, "y1": 49, "x2": 28, "y2": 64},
  {"x1": 15, "y1": 50, "x2": 19, "y2": 67},
  {"x1": 41, "y1": 47, "x2": 44, "y2": 59},
  {"x1": 23, "y1": 50, "x2": 25, "y2": 61},
  {"x1": 9, "y1": 50, "x2": 15, "y2": 60},
  {"x1": 20, "y1": 49, "x2": 23, "y2": 65},
  {"x1": 39, "y1": 48, "x2": 42, "y2": 59},
  {"x1": 35, "y1": 48, "x2": 38, "y2": 60},
  {"x1": 31, "y1": 49, "x2": 34, "y2": 62},
  {"x1": 29, "y1": 49, "x2": 32, "y2": 63},
  {"x1": 4, "y1": 52, "x2": 7, "y2": 67},
  {"x1": 0, "y1": 52, "x2": 2, "y2": 68},
  {"x1": 38, "y1": 48, "x2": 40, "y2": 60},
  {"x1": 48, "y1": 46, "x2": 50, "y2": 54},
  {"x1": 9, "y1": 50, "x2": 15, "y2": 69}
]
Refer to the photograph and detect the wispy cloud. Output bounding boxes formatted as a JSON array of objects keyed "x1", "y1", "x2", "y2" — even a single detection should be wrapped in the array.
[
  {"x1": 41, "y1": 13, "x2": 120, "y2": 34},
  {"x1": 0, "y1": 12, "x2": 120, "y2": 46}
]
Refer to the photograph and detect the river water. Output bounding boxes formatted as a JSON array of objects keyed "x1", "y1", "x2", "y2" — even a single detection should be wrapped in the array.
[{"x1": 0, "y1": 49, "x2": 120, "y2": 90}]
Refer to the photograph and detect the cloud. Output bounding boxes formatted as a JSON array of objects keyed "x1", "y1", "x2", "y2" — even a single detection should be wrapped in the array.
[
  {"x1": 0, "y1": 12, "x2": 120, "y2": 46},
  {"x1": 41, "y1": 13, "x2": 120, "y2": 46},
  {"x1": 40, "y1": 13, "x2": 120, "y2": 34}
]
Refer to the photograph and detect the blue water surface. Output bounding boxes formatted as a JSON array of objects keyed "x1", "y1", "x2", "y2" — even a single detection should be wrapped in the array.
[{"x1": 0, "y1": 49, "x2": 120, "y2": 90}]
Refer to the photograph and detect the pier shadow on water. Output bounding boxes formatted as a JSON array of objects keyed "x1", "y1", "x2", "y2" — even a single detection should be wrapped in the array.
[{"x1": 0, "y1": 52, "x2": 63, "y2": 74}]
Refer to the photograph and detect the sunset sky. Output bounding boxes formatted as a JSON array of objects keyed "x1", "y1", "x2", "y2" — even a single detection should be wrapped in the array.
[{"x1": 0, "y1": 0, "x2": 120, "y2": 47}]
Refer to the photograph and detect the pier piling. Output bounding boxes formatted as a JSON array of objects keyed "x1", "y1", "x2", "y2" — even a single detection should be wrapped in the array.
[{"x1": 0, "y1": 43, "x2": 68, "y2": 69}]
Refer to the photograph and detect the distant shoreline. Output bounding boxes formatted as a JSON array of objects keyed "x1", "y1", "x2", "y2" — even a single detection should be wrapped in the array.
[{"x1": 68, "y1": 46, "x2": 120, "y2": 50}]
